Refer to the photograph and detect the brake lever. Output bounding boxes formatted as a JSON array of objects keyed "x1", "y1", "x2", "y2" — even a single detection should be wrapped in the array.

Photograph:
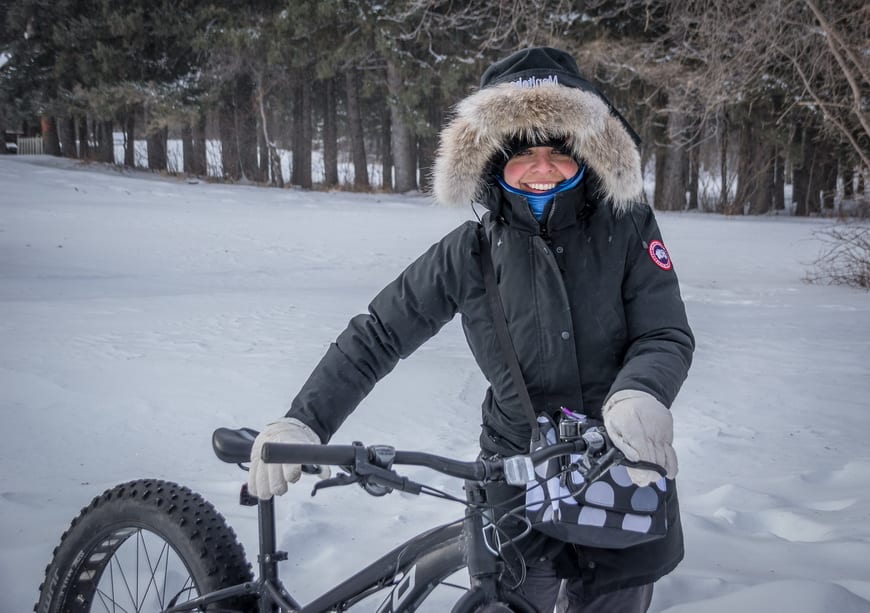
[
  {"x1": 310, "y1": 471, "x2": 358, "y2": 497},
  {"x1": 619, "y1": 456, "x2": 668, "y2": 478},
  {"x1": 583, "y1": 447, "x2": 622, "y2": 484}
]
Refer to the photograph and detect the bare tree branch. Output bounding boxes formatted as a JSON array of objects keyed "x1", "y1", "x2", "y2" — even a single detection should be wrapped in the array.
[{"x1": 777, "y1": 42, "x2": 870, "y2": 169}]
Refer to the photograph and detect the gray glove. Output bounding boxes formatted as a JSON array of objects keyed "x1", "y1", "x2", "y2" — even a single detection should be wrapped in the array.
[
  {"x1": 247, "y1": 417, "x2": 330, "y2": 499},
  {"x1": 602, "y1": 390, "x2": 678, "y2": 486}
]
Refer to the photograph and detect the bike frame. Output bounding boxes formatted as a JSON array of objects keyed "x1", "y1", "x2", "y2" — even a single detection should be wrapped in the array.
[{"x1": 166, "y1": 480, "x2": 530, "y2": 613}]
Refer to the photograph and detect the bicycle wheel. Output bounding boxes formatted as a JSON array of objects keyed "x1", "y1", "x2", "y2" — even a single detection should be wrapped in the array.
[
  {"x1": 451, "y1": 588, "x2": 537, "y2": 613},
  {"x1": 35, "y1": 479, "x2": 255, "y2": 613}
]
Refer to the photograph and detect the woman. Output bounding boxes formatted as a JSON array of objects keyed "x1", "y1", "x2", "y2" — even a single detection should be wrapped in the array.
[{"x1": 249, "y1": 47, "x2": 694, "y2": 612}]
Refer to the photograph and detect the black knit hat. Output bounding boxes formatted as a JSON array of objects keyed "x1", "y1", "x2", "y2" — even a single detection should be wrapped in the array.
[
  {"x1": 481, "y1": 47, "x2": 592, "y2": 91},
  {"x1": 480, "y1": 47, "x2": 641, "y2": 147}
]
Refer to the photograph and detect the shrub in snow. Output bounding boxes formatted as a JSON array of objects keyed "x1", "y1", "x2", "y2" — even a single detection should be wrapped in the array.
[{"x1": 806, "y1": 221, "x2": 870, "y2": 289}]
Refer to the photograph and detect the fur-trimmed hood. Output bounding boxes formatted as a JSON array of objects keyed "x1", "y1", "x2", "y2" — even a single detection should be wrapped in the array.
[{"x1": 432, "y1": 82, "x2": 643, "y2": 213}]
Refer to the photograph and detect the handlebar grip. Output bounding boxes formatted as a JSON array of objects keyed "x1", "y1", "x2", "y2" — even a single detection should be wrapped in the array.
[{"x1": 261, "y1": 442, "x2": 356, "y2": 466}]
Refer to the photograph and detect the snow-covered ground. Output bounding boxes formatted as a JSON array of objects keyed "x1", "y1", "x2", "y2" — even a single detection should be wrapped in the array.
[{"x1": 1, "y1": 155, "x2": 868, "y2": 612}]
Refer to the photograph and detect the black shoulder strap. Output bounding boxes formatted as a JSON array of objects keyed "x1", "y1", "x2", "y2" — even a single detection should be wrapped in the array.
[{"x1": 476, "y1": 224, "x2": 541, "y2": 448}]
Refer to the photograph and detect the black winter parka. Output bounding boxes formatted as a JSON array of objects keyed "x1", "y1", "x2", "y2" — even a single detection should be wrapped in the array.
[{"x1": 289, "y1": 174, "x2": 692, "y2": 450}]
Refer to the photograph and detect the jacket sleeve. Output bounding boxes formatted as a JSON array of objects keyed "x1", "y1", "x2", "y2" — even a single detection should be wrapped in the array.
[
  {"x1": 607, "y1": 206, "x2": 694, "y2": 408},
  {"x1": 285, "y1": 222, "x2": 476, "y2": 442}
]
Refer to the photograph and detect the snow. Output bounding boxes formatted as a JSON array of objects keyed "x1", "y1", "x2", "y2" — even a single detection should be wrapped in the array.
[{"x1": 1, "y1": 155, "x2": 869, "y2": 612}]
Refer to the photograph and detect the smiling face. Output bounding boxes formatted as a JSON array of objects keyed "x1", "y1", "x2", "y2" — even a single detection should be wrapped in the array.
[{"x1": 502, "y1": 146, "x2": 580, "y2": 193}]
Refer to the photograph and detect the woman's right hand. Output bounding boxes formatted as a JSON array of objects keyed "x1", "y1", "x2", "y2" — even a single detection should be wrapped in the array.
[{"x1": 247, "y1": 418, "x2": 330, "y2": 499}]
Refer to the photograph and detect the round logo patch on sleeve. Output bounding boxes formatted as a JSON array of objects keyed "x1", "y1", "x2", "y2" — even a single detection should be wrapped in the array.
[{"x1": 648, "y1": 240, "x2": 672, "y2": 270}]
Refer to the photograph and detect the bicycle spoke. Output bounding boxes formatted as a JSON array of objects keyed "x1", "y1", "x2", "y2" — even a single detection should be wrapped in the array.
[
  {"x1": 161, "y1": 537, "x2": 170, "y2": 607},
  {"x1": 110, "y1": 537, "x2": 139, "y2": 610},
  {"x1": 83, "y1": 528, "x2": 199, "y2": 612},
  {"x1": 135, "y1": 529, "x2": 139, "y2": 608},
  {"x1": 92, "y1": 564, "x2": 115, "y2": 613},
  {"x1": 94, "y1": 585, "x2": 134, "y2": 613},
  {"x1": 137, "y1": 530, "x2": 170, "y2": 609}
]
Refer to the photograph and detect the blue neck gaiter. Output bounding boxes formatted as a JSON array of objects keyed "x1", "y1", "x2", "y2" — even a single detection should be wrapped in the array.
[{"x1": 497, "y1": 165, "x2": 586, "y2": 222}]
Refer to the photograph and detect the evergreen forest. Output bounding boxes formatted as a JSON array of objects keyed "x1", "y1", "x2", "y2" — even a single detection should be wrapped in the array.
[{"x1": 1, "y1": 0, "x2": 867, "y2": 216}]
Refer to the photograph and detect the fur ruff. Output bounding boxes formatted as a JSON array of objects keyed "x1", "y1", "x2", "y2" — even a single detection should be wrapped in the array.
[{"x1": 432, "y1": 83, "x2": 643, "y2": 213}]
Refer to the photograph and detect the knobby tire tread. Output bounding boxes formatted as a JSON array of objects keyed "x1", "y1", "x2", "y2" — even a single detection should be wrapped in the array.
[{"x1": 34, "y1": 478, "x2": 255, "y2": 613}]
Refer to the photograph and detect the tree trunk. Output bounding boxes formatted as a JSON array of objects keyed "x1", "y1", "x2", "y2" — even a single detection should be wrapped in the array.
[
  {"x1": 747, "y1": 140, "x2": 774, "y2": 215},
  {"x1": 97, "y1": 120, "x2": 114, "y2": 163},
  {"x1": 732, "y1": 113, "x2": 758, "y2": 216},
  {"x1": 267, "y1": 116, "x2": 284, "y2": 189},
  {"x1": 192, "y1": 114, "x2": 207, "y2": 176},
  {"x1": 290, "y1": 76, "x2": 312, "y2": 188},
  {"x1": 255, "y1": 80, "x2": 283, "y2": 188},
  {"x1": 387, "y1": 61, "x2": 416, "y2": 193},
  {"x1": 418, "y1": 89, "x2": 441, "y2": 195},
  {"x1": 146, "y1": 126, "x2": 168, "y2": 172},
  {"x1": 225, "y1": 76, "x2": 260, "y2": 183},
  {"x1": 792, "y1": 125, "x2": 806, "y2": 215},
  {"x1": 42, "y1": 116, "x2": 61, "y2": 156},
  {"x1": 653, "y1": 108, "x2": 688, "y2": 211},
  {"x1": 220, "y1": 76, "x2": 259, "y2": 182},
  {"x1": 794, "y1": 124, "x2": 822, "y2": 216},
  {"x1": 820, "y1": 147, "x2": 838, "y2": 213},
  {"x1": 181, "y1": 113, "x2": 206, "y2": 176},
  {"x1": 650, "y1": 100, "x2": 668, "y2": 209},
  {"x1": 60, "y1": 116, "x2": 78, "y2": 158},
  {"x1": 240, "y1": 84, "x2": 261, "y2": 183},
  {"x1": 653, "y1": 143, "x2": 667, "y2": 210},
  {"x1": 182, "y1": 123, "x2": 194, "y2": 174},
  {"x1": 260, "y1": 104, "x2": 284, "y2": 188},
  {"x1": 219, "y1": 104, "x2": 241, "y2": 181},
  {"x1": 78, "y1": 117, "x2": 90, "y2": 160},
  {"x1": 805, "y1": 160, "x2": 823, "y2": 216},
  {"x1": 687, "y1": 139, "x2": 699, "y2": 211},
  {"x1": 290, "y1": 84, "x2": 300, "y2": 184},
  {"x1": 322, "y1": 78, "x2": 339, "y2": 188},
  {"x1": 254, "y1": 112, "x2": 268, "y2": 184},
  {"x1": 123, "y1": 112, "x2": 136, "y2": 168},
  {"x1": 298, "y1": 76, "x2": 313, "y2": 188},
  {"x1": 718, "y1": 109, "x2": 729, "y2": 213},
  {"x1": 774, "y1": 146, "x2": 786, "y2": 212},
  {"x1": 345, "y1": 68, "x2": 369, "y2": 190},
  {"x1": 381, "y1": 104, "x2": 393, "y2": 192},
  {"x1": 842, "y1": 165, "x2": 855, "y2": 199},
  {"x1": 738, "y1": 103, "x2": 776, "y2": 216}
]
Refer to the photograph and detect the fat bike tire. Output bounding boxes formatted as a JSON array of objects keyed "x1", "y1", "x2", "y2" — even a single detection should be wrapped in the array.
[
  {"x1": 451, "y1": 587, "x2": 537, "y2": 613},
  {"x1": 35, "y1": 479, "x2": 255, "y2": 613}
]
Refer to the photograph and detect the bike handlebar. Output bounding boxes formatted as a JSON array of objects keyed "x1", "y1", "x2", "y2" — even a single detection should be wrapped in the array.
[{"x1": 261, "y1": 438, "x2": 597, "y2": 483}]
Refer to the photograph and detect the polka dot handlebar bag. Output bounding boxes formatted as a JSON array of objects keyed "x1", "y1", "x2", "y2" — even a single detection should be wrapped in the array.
[{"x1": 525, "y1": 414, "x2": 669, "y2": 549}]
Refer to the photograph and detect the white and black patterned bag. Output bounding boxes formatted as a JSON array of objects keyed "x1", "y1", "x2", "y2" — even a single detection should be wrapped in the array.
[{"x1": 525, "y1": 414, "x2": 668, "y2": 549}]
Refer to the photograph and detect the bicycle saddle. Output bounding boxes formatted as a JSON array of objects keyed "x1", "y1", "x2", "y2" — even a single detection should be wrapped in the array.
[{"x1": 212, "y1": 427, "x2": 258, "y2": 464}]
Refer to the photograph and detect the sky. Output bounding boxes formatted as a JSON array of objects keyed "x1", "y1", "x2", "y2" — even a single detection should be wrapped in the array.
[{"x1": 1, "y1": 155, "x2": 869, "y2": 612}]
